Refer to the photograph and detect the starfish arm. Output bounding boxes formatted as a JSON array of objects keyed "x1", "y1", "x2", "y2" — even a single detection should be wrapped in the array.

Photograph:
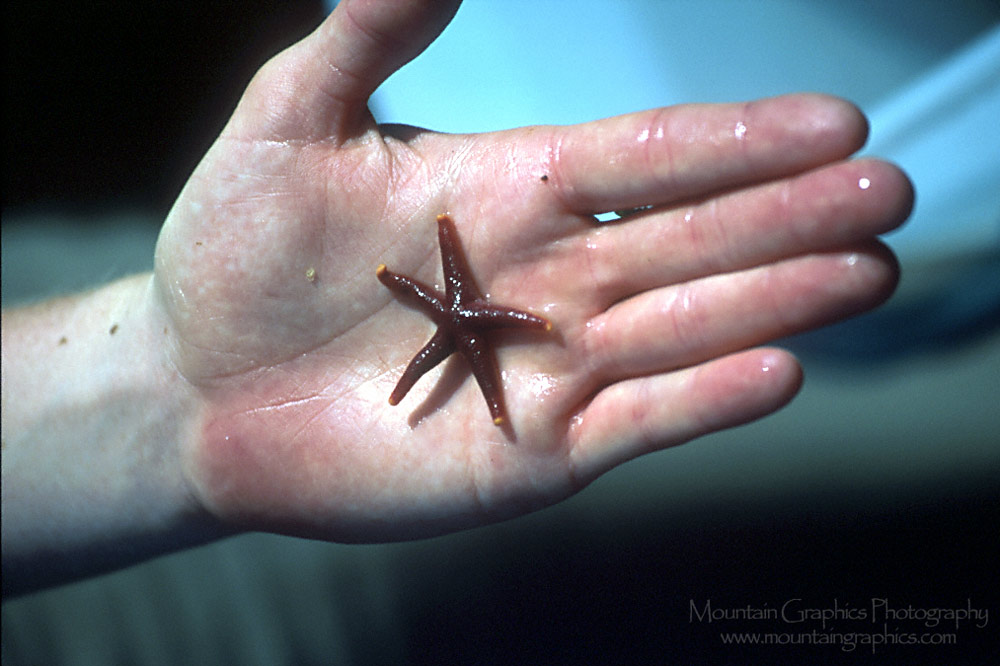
[
  {"x1": 378, "y1": 215, "x2": 551, "y2": 425},
  {"x1": 388, "y1": 328, "x2": 455, "y2": 406},
  {"x1": 436, "y1": 214, "x2": 485, "y2": 309},
  {"x1": 462, "y1": 303, "x2": 552, "y2": 331},
  {"x1": 457, "y1": 331, "x2": 508, "y2": 426},
  {"x1": 376, "y1": 264, "x2": 447, "y2": 319}
]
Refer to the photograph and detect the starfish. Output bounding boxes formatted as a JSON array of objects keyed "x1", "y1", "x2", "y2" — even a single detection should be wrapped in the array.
[{"x1": 377, "y1": 214, "x2": 552, "y2": 426}]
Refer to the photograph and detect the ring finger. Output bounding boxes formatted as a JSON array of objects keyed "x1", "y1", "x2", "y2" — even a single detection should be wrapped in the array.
[{"x1": 579, "y1": 241, "x2": 898, "y2": 385}]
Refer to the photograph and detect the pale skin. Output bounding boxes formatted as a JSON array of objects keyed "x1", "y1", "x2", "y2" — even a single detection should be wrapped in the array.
[{"x1": 1, "y1": 0, "x2": 913, "y2": 596}]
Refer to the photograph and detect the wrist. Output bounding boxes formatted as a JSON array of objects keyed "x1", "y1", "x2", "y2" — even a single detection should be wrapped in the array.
[{"x1": 1, "y1": 274, "x2": 230, "y2": 596}]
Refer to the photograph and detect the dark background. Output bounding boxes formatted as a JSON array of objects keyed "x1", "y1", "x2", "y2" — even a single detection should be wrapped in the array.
[{"x1": 5, "y1": 1, "x2": 325, "y2": 215}]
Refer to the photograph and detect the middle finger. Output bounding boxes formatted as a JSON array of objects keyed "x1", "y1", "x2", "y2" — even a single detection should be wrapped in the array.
[{"x1": 554, "y1": 158, "x2": 911, "y2": 310}]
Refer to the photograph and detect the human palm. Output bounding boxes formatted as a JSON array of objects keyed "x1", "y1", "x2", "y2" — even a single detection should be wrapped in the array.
[{"x1": 152, "y1": 1, "x2": 911, "y2": 542}]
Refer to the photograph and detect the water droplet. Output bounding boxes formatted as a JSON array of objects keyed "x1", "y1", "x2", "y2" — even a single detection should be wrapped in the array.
[
  {"x1": 858, "y1": 177, "x2": 871, "y2": 190},
  {"x1": 759, "y1": 351, "x2": 781, "y2": 374},
  {"x1": 734, "y1": 121, "x2": 747, "y2": 140},
  {"x1": 525, "y1": 373, "x2": 558, "y2": 400}
]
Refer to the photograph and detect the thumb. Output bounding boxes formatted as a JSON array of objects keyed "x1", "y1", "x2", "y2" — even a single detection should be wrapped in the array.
[{"x1": 232, "y1": 0, "x2": 461, "y2": 142}]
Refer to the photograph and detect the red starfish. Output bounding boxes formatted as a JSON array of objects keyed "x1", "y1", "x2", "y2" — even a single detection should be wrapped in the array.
[{"x1": 377, "y1": 214, "x2": 552, "y2": 426}]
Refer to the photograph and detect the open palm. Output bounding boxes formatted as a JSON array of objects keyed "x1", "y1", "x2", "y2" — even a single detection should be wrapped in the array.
[{"x1": 153, "y1": 0, "x2": 912, "y2": 542}]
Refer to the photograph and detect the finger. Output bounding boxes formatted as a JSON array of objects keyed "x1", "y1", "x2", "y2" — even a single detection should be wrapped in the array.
[
  {"x1": 567, "y1": 348, "x2": 803, "y2": 482},
  {"x1": 544, "y1": 94, "x2": 868, "y2": 215},
  {"x1": 234, "y1": 0, "x2": 461, "y2": 141},
  {"x1": 559, "y1": 159, "x2": 912, "y2": 307},
  {"x1": 581, "y1": 243, "x2": 898, "y2": 385}
]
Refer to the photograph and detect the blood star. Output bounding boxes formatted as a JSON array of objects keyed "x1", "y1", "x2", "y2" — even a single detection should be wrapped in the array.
[{"x1": 377, "y1": 214, "x2": 551, "y2": 426}]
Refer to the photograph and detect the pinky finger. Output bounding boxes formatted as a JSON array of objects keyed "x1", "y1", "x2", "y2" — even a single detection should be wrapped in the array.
[{"x1": 567, "y1": 348, "x2": 803, "y2": 483}]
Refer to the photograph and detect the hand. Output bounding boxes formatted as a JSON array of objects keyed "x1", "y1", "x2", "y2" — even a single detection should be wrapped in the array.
[{"x1": 153, "y1": 0, "x2": 912, "y2": 541}]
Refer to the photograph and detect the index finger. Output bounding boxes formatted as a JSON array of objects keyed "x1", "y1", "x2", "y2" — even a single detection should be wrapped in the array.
[{"x1": 541, "y1": 93, "x2": 869, "y2": 215}]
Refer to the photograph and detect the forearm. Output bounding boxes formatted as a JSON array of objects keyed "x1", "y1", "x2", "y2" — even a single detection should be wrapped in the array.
[{"x1": 1, "y1": 274, "x2": 225, "y2": 597}]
